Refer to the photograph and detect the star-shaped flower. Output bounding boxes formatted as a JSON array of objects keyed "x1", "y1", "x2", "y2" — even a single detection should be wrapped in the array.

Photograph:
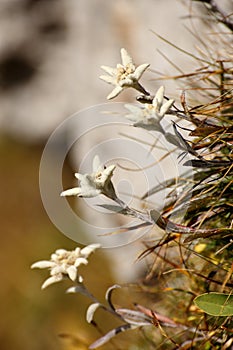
[
  {"x1": 100, "y1": 48, "x2": 150, "y2": 99},
  {"x1": 125, "y1": 86, "x2": 174, "y2": 130},
  {"x1": 31, "y1": 244, "x2": 101, "y2": 289},
  {"x1": 60, "y1": 155, "x2": 117, "y2": 200}
]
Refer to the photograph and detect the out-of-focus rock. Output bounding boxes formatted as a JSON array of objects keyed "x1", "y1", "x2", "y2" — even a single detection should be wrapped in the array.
[{"x1": 0, "y1": 0, "x2": 217, "y2": 141}]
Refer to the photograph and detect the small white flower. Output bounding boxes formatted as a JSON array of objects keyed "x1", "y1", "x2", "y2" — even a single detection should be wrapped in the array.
[
  {"x1": 31, "y1": 243, "x2": 101, "y2": 289},
  {"x1": 100, "y1": 48, "x2": 150, "y2": 99},
  {"x1": 60, "y1": 155, "x2": 117, "y2": 200},
  {"x1": 125, "y1": 86, "x2": 174, "y2": 130}
]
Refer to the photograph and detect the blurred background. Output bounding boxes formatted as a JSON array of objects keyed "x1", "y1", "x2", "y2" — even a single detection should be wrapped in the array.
[{"x1": 1, "y1": 1, "x2": 232, "y2": 349}]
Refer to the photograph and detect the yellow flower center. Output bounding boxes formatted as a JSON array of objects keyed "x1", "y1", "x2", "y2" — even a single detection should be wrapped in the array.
[{"x1": 116, "y1": 64, "x2": 135, "y2": 82}]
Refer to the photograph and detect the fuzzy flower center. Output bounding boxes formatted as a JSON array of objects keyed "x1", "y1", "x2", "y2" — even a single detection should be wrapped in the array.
[
  {"x1": 142, "y1": 104, "x2": 157, "y2": 118},
  {"x1": 116, "y1": 64, "x2": 135, "y2": 82},
  {"x1": 53, "y1": 250, "x2": 80, "y2": 266}
]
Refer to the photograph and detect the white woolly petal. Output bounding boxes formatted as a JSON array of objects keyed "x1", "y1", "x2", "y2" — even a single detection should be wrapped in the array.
[
  {"x1": 92, "y1": 155, "x2": 102, "y2": 173},
  {"x1": 99, "y1": 75, "x2": 115, "y2": 84},
  {"x1": 74, "y1": 257, "x2": 88, "y2": 267},
  {"x1": 116, "y1": 63, "x2": 124, "y2": 70},
  {"x1": 86, "y1": 303, "x2": 101, "y2": 323},
  {"x1": 133, "y1": 63, "x2": 150, "y2": 80},
  {"x1": 120, "y1": 48, "x2": 134, "y2": 67},
  {"x1": 51, "y1": 253, "x2": 58, "y2": 261},
  {"x1": 153, "y1": 86, "x2": 165, "y2": 108},
  {"x1": 79, "y1": 174, "x2": 95, "y2": 187},
  {"x1": 67, "y1": 265, "x2": 78, "y2": 281},
  {"x1": 60, "y1": 187, "x2": 81, "y2": 197},
  {"x1": 125, "y1": 114, "x2": 141, "y2": 122},
  {"x1": 124, "y1": 105, "x2": 143, "y2": 122},
  {"x1": 81, "y1": 243, "x2": 101, "y2": 256},
  {"x1": 159, "y1": 99, "x2": 175, "y2": 117},
  {"x1": 74, "y1": 247, "x2": 81, "y2": 255},
  {"x1": 125, "y1": 104, "x2": 142, "y2": 116},
  {"x1": 55, "y1": 249, "x2": 67, "y2": 255},
  {"x1": 101, "y1": 65, "x2": 116, "y2": 76},
  {"x1": 74, "y1": 173, "x2": 84, "y2": 181},
  {"x1": 31, "y1": 260, "x2": 56, "y2": 269},
  {"x1": 102, "y1": 164, "x2": 116, "y2": 178},
  {"x1": 51, "y1": 265, "x2": 65, "y2": 275},
  {"x1": 41, "y1": 274, "x2": 63, "y2": 289},
  {"x1": 79, "y1": 188, "x2": 101, "y2": 198},
  {"x1": 107, "y1": 86, "x2": 123, "y2": 100}
]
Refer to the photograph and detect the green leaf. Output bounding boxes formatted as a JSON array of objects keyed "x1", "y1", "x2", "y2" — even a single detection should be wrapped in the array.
[{"x1": 194, "y1": 293, "x2": 233, "y2": 316}]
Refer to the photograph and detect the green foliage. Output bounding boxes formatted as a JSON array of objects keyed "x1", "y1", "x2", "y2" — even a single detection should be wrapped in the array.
[{"x1": 194, "y1": 293, "x2": 233, "y2": 316}]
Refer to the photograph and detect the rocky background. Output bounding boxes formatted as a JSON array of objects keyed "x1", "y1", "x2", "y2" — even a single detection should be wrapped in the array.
[{"x1": 0, "y1": 1, "x2": 232, "y2": 350}]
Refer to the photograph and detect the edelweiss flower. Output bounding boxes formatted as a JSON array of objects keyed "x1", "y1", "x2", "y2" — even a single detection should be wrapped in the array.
[
  {"x1": 125, "y1": 86, "x2": 174, "y2": 130},
  {"x1": 60, "y1": 155, "x2": 117, "y2": 200},
  {"x1": 100, "y1": 48, "x2": 150, "y2": 99},
  {"x1": 31, "y1": 243, "x2": 101, "y2": 289}
]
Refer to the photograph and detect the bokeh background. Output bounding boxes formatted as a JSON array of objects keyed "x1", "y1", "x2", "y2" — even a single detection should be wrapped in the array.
[{"x1": 1, "y1": 1, "x2": 232, "y2": 350}]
